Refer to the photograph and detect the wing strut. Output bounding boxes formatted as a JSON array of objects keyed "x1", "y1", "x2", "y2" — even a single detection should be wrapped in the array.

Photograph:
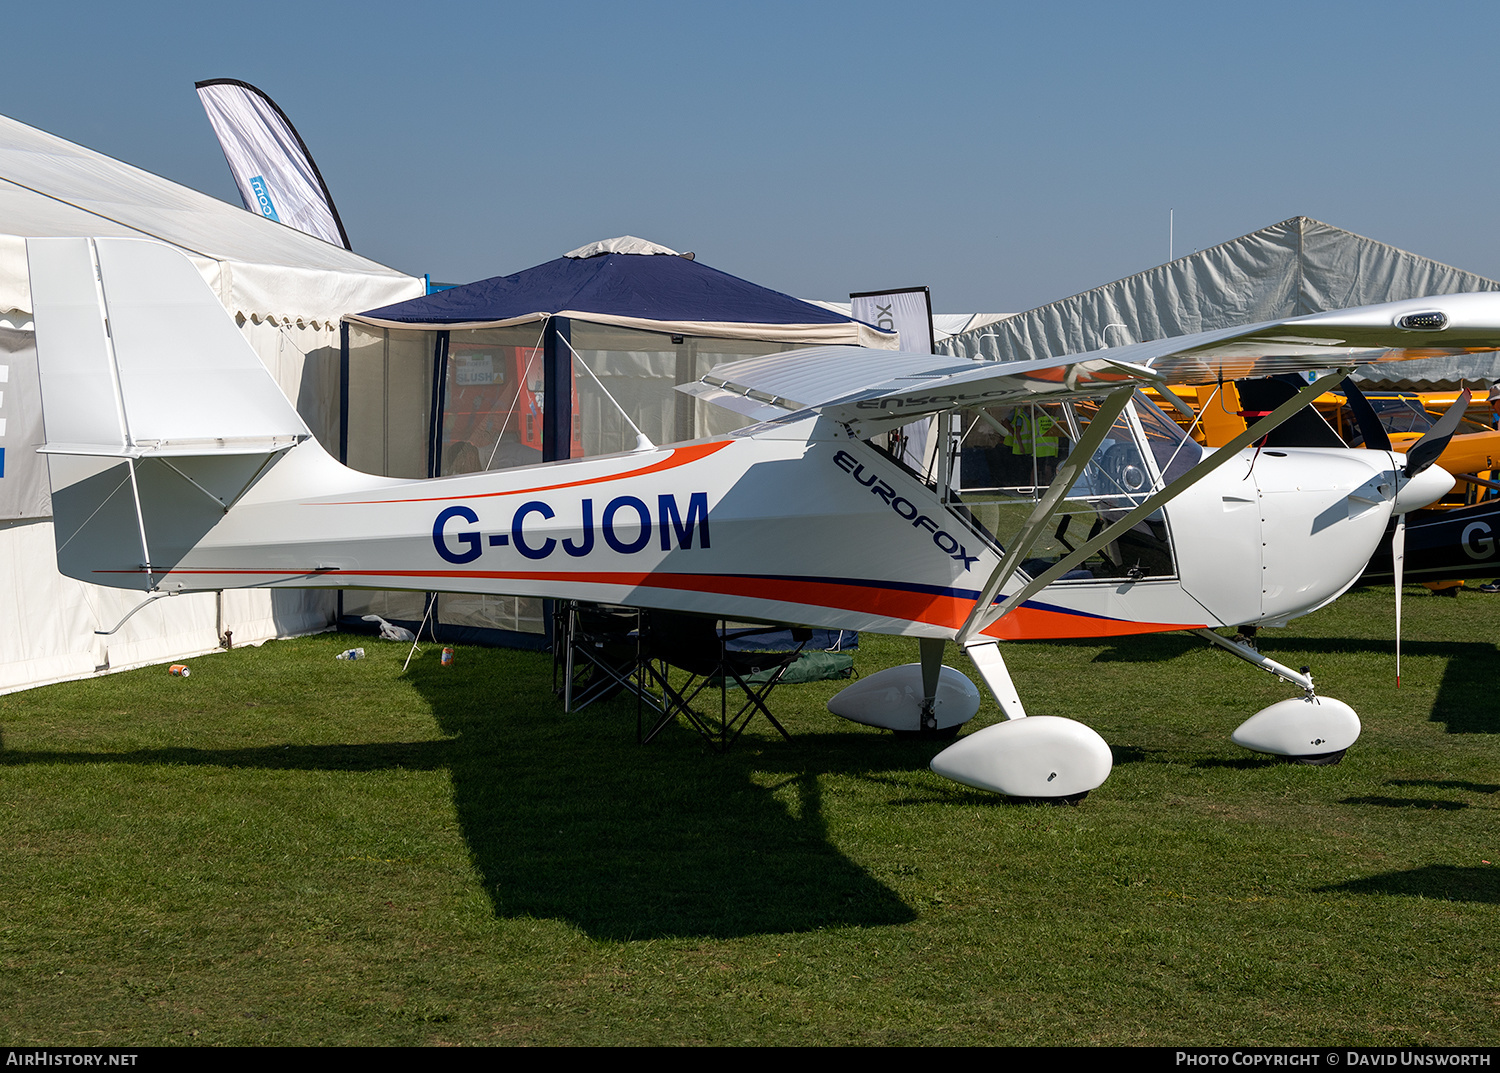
[
  {"x1": 955, "y1": 387, "x2": 1135, "y2": 643},
  {"x1": 961, "y1": 369, "x2": 1352, "y2": 642}
]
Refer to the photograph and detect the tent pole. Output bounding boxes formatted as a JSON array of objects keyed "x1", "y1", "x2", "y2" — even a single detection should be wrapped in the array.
[
  {"x1": 428, "y1": 330, "x2": 449, "y2": 478},
  {"x1": 543, "y1": 317, "x2": 572, "y2": 462},
  {"x1": 338, "y1": 320, "x2": 350, "y2": 465}
]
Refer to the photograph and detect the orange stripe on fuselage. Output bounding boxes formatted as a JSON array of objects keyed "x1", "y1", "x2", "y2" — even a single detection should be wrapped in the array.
[
  {"x1": 122, "y1": 559, "x2": 1204, "y2": 640},
  {"x1": 319, "y1": 440, "x2": 733, "y2": 505},
  {"x1": 982, "y1": 604, "x2": 1205, "y2": 640},
  {"x1": 639, "y1": 573, "x2": 973, "y2": 628}
]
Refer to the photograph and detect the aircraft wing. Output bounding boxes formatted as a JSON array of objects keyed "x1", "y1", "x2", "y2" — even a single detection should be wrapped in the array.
[
  {"x1": 678, "y1": 347, "x2": 1154, "y2": 436},
  {"x1": 682, "y1": 291, "x2": 1500, "y2": 436}
]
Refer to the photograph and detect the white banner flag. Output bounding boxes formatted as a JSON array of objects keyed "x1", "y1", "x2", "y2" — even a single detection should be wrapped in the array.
[
  {"x1": 850, "y1": 287, "x2": 934, "y2": 354},
  {"x1": 851, "y1": 288, "x2": 936, "y2": 472},
  {"x1": 196, "y1": 79, "x2": 350, "y2": 249}
]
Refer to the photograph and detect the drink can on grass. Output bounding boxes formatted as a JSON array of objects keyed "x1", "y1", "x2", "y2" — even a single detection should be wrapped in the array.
[
  {"x1": 441, "y1": 647, "x2": 455, "y2": 666},
  {"x1": 169, "y1": 664, "x2": 190, "y2": 677}
]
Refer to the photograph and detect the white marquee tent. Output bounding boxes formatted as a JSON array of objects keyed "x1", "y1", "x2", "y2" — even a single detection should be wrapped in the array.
[
  {"x1": 0, "y1": 112, "x2": 423, "y2": 693},
  {"x1": 940, "y1": 217, "x2": 1500, "y2": 390}
]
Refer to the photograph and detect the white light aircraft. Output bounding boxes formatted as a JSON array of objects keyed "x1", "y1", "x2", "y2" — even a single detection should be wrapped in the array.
[{"x1": 27, "y1": 238, "x2": 1500, "y2": 802}]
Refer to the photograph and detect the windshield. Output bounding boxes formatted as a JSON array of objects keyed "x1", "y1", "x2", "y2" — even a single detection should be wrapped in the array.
[{"x1": 946, "y1": 392, "x2": 1199, "y2": 582}]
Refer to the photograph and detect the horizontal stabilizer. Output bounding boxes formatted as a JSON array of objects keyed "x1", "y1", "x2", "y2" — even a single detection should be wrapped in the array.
[{"x1": 29, "y1": 237, "x2": 310, "y2": 458}]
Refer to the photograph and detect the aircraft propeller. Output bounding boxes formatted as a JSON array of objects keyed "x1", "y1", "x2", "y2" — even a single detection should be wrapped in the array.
[
  {"x1": 1401, "y1": 388, "x2": 1471, "y2": 479},
  {"x1": 1391, "y1": 388, "x2": 1471, "y2": 686}
]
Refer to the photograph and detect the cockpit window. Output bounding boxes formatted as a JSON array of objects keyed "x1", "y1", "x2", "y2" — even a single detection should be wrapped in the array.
[{"x1": 945, "y1": 392, "x2": 1196, "y2": 582}]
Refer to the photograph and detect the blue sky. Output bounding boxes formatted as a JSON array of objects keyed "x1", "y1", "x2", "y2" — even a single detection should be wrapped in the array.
[{"x1": 5, "y1": 1, "x2": 1498, "y2": 312}]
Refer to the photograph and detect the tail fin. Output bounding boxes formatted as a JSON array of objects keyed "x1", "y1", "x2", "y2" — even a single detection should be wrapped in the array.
[{"x1": 29, "y1": 237, "x2": 311, "y2": 589}]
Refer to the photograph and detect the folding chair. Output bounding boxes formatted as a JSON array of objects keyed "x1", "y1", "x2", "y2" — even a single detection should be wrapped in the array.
[
  {"x1": 553, "y1": 601, "x2": 662, "y2": 718},
  {"x1": 637, "y1": 611, "x2": 810, "y2": 750}
]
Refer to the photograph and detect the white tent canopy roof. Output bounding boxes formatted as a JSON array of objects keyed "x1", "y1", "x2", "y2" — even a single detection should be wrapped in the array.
[
  {"x1": 940, "y1": 217, "x2": 1500, "y2": 391},
  {"x1": 0, "y1": 112, "x2": 419, "y2": 324},
  {"x1": 564, "y1": 235, "x2": 679, "y2": 258}
]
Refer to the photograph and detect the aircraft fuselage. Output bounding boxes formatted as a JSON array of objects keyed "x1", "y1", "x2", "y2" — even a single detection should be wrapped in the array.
[{"x1": 49, "y1": 414, "x2": 1408, "y2": 642}]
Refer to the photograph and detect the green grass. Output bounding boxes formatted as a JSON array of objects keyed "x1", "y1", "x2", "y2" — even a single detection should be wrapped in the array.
[{"x1": 0, "y1": 586, "x2": 1496, "y2": 1045}]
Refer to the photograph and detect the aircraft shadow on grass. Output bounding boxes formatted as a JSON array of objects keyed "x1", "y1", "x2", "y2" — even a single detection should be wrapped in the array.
[
  {"x1": 10, "y1": 631, "x2": 1491, "y2": 939},
  {"x1": 1316, "y1": 864, "x2": 1500, "y2": 904},
  {"x1": 398, "y1": 651, "x2": 922, "y2": 940},
  {"x1": 1, "y1": 673, "x2": 931, "y2": 940},
  {"x1": 0, "y1": 642, "x2": 942, "y2": 939}
]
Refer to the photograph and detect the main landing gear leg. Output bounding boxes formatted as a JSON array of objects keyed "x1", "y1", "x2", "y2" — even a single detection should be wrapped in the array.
[
  {"x1": 918, "y1": 636, "x2": 946, "y2": 734},
  {"x1": 928, "y1": 641, "x2": 1113, "y2": 803},
  {"x1": 1193, "y1": 629, "x2": 1359, "y2": 764}
]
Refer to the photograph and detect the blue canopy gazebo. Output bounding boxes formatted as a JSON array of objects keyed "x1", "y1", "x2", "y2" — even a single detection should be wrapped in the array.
[
  {"x1": 354, "y1": 235, "x2": 891, "y2": 342},
  {"x1": 337, "y1": 236, "x2": 894, "y2": 644}
]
